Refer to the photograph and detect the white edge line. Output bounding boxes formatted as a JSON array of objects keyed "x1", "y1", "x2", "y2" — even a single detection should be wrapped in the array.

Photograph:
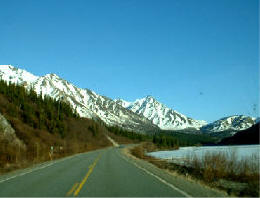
[
  {"x1": 0, "y1": 153, "x2": 77, "y2": 184},
  {"x1": 0, "y1": 162, "x2": 54, "y2": 184},
  {"x1": 118, "y1": 151, "x2": 192, "y2": 197}
]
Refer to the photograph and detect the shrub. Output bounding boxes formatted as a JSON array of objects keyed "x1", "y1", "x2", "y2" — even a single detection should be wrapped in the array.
[
  {"x1": 131, "y1": 145, "x2": 144, "y2": 159},
  {"x1": 185, "y1": 150, "x2": 259, "y2": 196}
]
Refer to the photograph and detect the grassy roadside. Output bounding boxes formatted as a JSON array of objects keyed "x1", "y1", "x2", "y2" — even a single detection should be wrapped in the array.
[
  {"x1": 130, "y1": 143, "x2": 260, "y2": 197},
  {"x1": 0, "y1": 126, "x2": 112, "y2": 175}
]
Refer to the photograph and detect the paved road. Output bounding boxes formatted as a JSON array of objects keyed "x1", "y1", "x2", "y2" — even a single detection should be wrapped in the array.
[{"x1": 0, "y1": 146, "x2": 226, "y2": 197}]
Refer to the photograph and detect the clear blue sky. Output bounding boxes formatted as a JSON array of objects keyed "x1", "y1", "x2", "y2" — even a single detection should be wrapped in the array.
[{"x1": 0, "y1": 0, "x2": 259, "y2": 122}]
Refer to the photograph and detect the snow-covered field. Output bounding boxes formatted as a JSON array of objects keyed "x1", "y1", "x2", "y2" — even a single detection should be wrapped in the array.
[{"x1": 148, "y1": 145, "x2": 260, "y2": 162}]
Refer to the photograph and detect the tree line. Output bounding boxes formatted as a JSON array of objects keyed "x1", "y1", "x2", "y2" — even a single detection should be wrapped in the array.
[
  {"x1": 107, "y1": 125, "x2": 217, "y2": 148},
  {"x1": 107, "y1": 125, "x2": 193, "y2": 148}
]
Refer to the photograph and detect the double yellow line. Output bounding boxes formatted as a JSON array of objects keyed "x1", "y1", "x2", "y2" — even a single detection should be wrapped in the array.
[{"x1": 66, "y1": 153, "x2": 102, "y2": 197}]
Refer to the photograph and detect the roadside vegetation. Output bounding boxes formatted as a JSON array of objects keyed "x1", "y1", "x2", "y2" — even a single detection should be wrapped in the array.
[
  {"x1": 0, "y1": 80, "x2": 111, "y2": 173},
  {"x1": 186, "y1": 151, "x2": 259, "y2": 196},
  {"x1": 130, "y1": 143, "x2": 259, "y2": 197}
]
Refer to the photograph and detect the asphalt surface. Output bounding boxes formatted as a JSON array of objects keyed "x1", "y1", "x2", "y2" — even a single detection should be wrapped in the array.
[{"x1": 0, "y1": 146, "x2": 226, "y2": 197}]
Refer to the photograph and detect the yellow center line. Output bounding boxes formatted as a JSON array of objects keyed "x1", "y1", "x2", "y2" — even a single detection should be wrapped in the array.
[
  {"x1": 66, "y1": 183, "x2": 79, "y2": 196},
  {"x1": 73, "y1": 154, "x2": 102, "y2": 196}
]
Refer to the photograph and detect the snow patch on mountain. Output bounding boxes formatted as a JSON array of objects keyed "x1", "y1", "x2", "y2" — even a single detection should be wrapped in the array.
[
  {"x1": 115, "y1": 96, "x2": 207, "y2": 130},
  {"x1": 0, "y1": 65, "x2": 38, "y2": 85}
]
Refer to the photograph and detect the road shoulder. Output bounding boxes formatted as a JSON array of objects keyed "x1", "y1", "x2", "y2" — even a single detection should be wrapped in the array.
[{"x1": 120, "y1": 145, "x2": 228, "y2": 197}]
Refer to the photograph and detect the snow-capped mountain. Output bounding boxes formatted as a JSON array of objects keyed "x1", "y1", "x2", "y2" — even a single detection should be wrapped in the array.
[
  {"x1": 201, "y1": 115, "x2": 256, "y2": 133},
  {"x1": 0, "y1": 65, "x2": 158, "y2": 133},
  {"x1": 0, "y1": 65, "x2": 256, "y2": 134},
  {"x1": 115, "y1": 96, "x2": 207, "y2": 130}
]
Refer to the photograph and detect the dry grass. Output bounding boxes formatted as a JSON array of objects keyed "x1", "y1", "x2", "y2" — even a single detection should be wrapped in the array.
[
  {"x1": 185, "y1": 151, "x2": 260, "y2": 197},
  {"x1": 188, "y1": 152, "x2": 260, "y2": 197},
  {"x1": 186, "y1": 151, "x2": 259, "y2": 182},
  {"x1": 0, "y1": 116, "x2": 112, "y2": 174},
  {"x1": 131, "y1": 145, "x2": 144, "y2": 158}
]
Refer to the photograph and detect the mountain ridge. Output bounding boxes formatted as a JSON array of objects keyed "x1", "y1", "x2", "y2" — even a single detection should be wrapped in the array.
[{"x1": 0, "y1": 65, "x2": 256, "y2": 134}]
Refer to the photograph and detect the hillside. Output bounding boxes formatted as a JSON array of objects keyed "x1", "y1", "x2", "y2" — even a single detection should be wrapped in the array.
[{"x1": 0, "y1": 80, "x2": 111, "y2": 173}]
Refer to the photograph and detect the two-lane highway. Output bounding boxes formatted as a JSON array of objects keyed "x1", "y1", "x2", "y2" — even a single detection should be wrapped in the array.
[{"x1": 0, "y1": 147, "x2": 226, "y2": 197}]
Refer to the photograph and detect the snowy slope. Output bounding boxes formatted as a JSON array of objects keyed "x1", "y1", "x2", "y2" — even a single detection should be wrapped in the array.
[
  {"x1": 201, "y1": 115, "x2": 256, "y2": 132},
  {"x1": 115, "y1": 96, "x2": 207, "y2": 130},
  {"x1": 0, "y1": 65, "x2": 158, "y2": 133}
]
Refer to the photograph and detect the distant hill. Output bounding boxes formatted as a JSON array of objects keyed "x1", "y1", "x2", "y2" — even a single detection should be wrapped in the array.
[
  {"x1": 219, "y1": 123, "x2": 259, "y2": 145},
  {"x1": 201, "y1": 115, "x2": 256, "y2": 133}
]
